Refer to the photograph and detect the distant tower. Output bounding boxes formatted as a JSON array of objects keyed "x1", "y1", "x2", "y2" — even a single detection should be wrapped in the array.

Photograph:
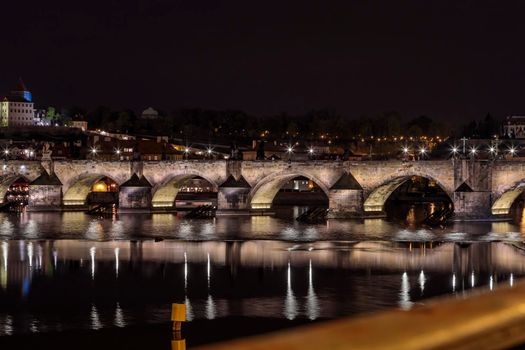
[
  {"x1": 141, "y1": 107, "x2": 159, "y2": 120},
  {"x1": 0, "y1": 78, "x2": 35, "y2": 127},
  {"x1": 11, "y1": 78, "x2": 32, "y2": 102}
]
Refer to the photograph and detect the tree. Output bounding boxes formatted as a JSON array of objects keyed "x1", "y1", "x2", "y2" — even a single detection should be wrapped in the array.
[
  {"x1": 461, "y1": 120, "x2": 478, "y2": 138},
  {"x1": 115, "y1": 111, "x2": 132, "y2": 132},
  {"x1": 46, "y1": 106, "x2": 59, "y2": 122},
  {"x1": 86, "y1": 106, "x2": 112, "y2": 130},
  {"x1": 478, "y1": 113, "x2": 499, "y2": 138},
  {"x1": 385, "y1": 112, "x2": 402, "y2": 136},
  {"x1": 286, "y1": 121, "x2": 299, "y2": 136},
  {"x1": 407, "y1": 124, "x2": 423, "y2": 137}
]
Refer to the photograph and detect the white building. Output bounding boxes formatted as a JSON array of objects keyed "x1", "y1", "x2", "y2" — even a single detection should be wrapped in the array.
[
  {"x1": 69, "y1": 120, "x2": 88, "y2": 131},
  {"x1": 503, "y1": 116, "x2": 525, "y2": 139},
  {"x1": 0, "y1": 79, "x2": 35, "y2": 128},
  {"x1": 141, "y1": 107, "x2": 159, "y2": 119},
  {"x1": 34, "y1": 109, "x2": 51, "y2": 126}
]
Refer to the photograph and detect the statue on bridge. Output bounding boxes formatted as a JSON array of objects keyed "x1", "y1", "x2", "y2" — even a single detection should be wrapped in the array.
[
  {"x1": 230, "y1": 142, "x2": 242, "y2": 160},
  {"x1": 41, "y1": 142, "x2": 52, "y2": 161}
]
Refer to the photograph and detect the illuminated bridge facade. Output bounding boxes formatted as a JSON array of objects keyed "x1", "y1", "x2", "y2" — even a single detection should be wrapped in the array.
[{"x1": 0, "y1": 159, "x2": 522, "y2": 218}]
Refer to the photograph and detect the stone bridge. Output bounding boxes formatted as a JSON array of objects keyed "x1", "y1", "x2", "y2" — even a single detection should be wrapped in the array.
[{"x1": 1, "y1": 158, "x2": 524, "y2": 218}]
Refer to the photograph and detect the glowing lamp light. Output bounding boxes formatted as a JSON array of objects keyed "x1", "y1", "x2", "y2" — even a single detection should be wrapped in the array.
[
  {"x1": 4, "y1": 149, "x2": 8, "y2": 155},
  {"x1": 207, "y1": 148, "x2": 213, "y2": 155},
  {"x1": 451, "y1": 147, "x2": 458, "y2": 154},
  {"x1": 509, "y1": 147, "x2": 516, "y2": 155},
  {"x1": 287, "y1": 146, "x2": 293, "y2": 153},
  {"x1": 93, "y1": 182, "x2": 107, "y2": 192},
  {"x1": 115, "y1": 149, "x2": 121, "y2": 155},
  {"x1": 402, "y1": 147, "x2": 409, "y2": 154},
  {"x1": 308, "y1": 148, "x2": 314, "y2": 154},
  {"x1": 470, "y1": 147, "x2": 477, "y2": 155},
  {"x1": 489, "y1": 147, "x2": 495, "y2": 153},
  {"x1": 419, "y1": 148, "x2": 426, "y2": 155},
  {"x1": 91, "y1": 148, "x2": 98, "y2": 154}
]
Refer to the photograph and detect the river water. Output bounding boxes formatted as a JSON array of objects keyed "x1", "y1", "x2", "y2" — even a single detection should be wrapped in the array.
[{"x1": 1, "y1": 206, "x2": 525, "y2": 345}]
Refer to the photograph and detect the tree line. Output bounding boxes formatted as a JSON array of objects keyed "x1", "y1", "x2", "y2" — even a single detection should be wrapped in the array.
[{"x1": 45, "y1": 105, "x2": 501, "y2": 142}]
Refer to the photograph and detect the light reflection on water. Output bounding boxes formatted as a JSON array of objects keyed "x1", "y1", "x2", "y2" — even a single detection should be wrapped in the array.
[
  {"x1": 114, "y1": 303, "x2": 125, "y2": 328},
  {"x1": 0, "y1": 206, "x2": 525, "y2": 337},
  {"x1": 0, "y1": 239, "x2": 523, "y2": 336},
  {"x1": 0, "y1": 209, "x2": 523, "y2": 242}
]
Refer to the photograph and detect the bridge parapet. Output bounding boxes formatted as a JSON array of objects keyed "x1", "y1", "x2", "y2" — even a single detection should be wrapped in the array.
[{"x1": 0, "y1": 160, "x2": 42, "y2": 181}]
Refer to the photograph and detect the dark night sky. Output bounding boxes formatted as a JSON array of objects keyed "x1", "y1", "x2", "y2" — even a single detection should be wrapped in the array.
[{"x1": 1, "y1": 0, "x2": 524, "y2": 123}]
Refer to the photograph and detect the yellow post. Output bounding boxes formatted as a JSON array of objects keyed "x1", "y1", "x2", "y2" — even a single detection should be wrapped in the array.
[
  {"x1": 171, "y1": 338, "x2": 186, "y2": 350},
  {"x1": 171, "y1": 303, "x2": 187, "y2": 332}
]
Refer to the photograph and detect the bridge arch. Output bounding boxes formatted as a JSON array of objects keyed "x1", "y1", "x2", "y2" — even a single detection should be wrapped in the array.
[
  {"x1": 63, "y1": 174, "x2": 120, "y2": 206},
  {"x1": 0, "y1": 175, "x2": 29, "y2": 205},
  {"x1": 492, "y1": 183, "x2": 525, "y2": 216},
  {"x1": 248, "y1": 171, "x2": 330, "y2": 209},
  {"x1": 151, "y1": 172, "x2": 218, "y2": 208},
  {"x1": 363, "y1": 175, "x2": 453, "y2": 213}
]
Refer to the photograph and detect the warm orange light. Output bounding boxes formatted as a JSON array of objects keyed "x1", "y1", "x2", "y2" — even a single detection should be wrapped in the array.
[
  {"x1": 308, "y1": 180, "x2": 314, "y2": 190},
  {"x1": 93, "y1": 182, "x2": 107, "y2": 192}
]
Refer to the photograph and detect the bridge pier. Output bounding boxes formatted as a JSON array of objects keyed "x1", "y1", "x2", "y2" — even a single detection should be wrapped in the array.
[
  {"x1": 327, "y1": 189, "x2": 364, "y2": 218},
  {"x1": 452, "y1": 190, "x2": 492, "y2": 220},
  {"x1": 216, "y1": 175, "x2": 252, "y2": 214},
  {"x1": 27, "y1": 171, "x2": 63, "y2": 211},
  {"x1": 327, "y1": 172, "x2": 364, "y2": 218},
  {"x1": 118, "y1": 174, "x2": 153, "y2": 213},
  {"x1": 452, "y1": 160, "x2": 493, "y2": 220}
]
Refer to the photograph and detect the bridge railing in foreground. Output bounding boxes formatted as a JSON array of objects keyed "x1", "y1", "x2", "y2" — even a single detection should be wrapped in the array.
[{"x1": 195, "y1": 280, "x2": 525, "y2": 350}]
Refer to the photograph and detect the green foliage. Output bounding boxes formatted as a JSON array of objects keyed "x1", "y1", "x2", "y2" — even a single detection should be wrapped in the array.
[{"x1": 46, "y1": 106, "x2": 58, "y2": 121}]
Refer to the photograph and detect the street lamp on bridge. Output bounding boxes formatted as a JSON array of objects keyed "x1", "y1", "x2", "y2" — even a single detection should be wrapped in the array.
[
  {"x1": 508, "y1": 146, "x2": 517, "y2": 157},
  {"x1": 418, "y1": 147, "x2": 427, "y2": 160},
  {"x1": 402, "y1": 146, "x2": 409, "y2": 161},
  {"x1": 488, "y1": 146, "x2": 497, "y2": 160},
  {"x1": 114, "y1": 148, "x2": 121, "y2": 161},
  {"x1": 469, "y1": 147, "x2": 477, "y2": 158},
  {"x1": 450, "y1": 146, "x2": 459, "y2": 158},
  {"x1": 286, "y1": 145, "x2": 294, "y2": 160}
]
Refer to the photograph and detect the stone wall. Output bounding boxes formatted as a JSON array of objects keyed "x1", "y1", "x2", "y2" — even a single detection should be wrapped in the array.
[
  {"x1": 328, "y1": 189, "x2": 363, "y2": 218},
  {"x1": 218, "y1": 188, "x2": 251, "y2": 210},
  {"x1": 54, "y1": 160, "x2": 133, "y2": 194},
  {"x1": 345, "y1": 160, "x2": 456, "y2": 197},
  {"x1": 28, "y1": 185, "x2": 62, "y2": 211},
  {"x1": 491, "y1": 161, "x2": 525, "y2": 199},
  {"x1": 142, "y1": 160, "x2": 228, "y2": 190},
  {"x1": 119, "y1": 186, "x2": 151, "y2": 210},
  {"x1": 0, "y1": 160, "x2": 42, "y2": 181},
  {"x1": 453, "y1": 192, "x2": 492, "y2": 219},
  {"x1": 240, "y1": 161, "x2": 343, "y2": 190}
]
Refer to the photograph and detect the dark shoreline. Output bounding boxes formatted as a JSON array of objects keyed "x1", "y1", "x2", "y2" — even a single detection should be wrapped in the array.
[{"x1": 0, "y1": 317, "x2": 321, "y2": 350}]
